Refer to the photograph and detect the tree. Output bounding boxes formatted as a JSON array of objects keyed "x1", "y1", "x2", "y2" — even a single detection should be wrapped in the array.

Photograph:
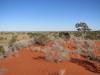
[{"x1": 75, "y1": 22, "x2": 91, "y2": 39}]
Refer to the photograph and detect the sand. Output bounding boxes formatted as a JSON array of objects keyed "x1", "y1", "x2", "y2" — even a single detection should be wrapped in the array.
[{"x1": 0, "y1": 41, "x2": 100, "y2": 75}]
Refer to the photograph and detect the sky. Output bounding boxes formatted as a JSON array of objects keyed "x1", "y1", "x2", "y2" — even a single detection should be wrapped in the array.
[{"x1": 0, "y1": 0, "x2": 100, "y2": 31}]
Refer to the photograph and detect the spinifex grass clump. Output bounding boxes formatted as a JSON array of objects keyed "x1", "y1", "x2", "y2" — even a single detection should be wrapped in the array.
[
  {"x1": 34, "y1": 33, "x2": 50, "y2": 46},
  {"x1": 0, "y1": 46, "x2": 5, "y2": 54},
  {"x1": 44, "y1": 39, "x2": 70, "y2": 62},
  {"x1": 76, "y1": 40, "x2": 100, "y2": 62},
  {"x1": 0, "y1": 46, "x2": 5, "y2": 59}
]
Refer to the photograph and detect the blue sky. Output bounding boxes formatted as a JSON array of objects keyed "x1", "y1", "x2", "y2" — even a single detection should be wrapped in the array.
[{"x1": 0, "y1": 0, "x2": 100, "y2": 31}]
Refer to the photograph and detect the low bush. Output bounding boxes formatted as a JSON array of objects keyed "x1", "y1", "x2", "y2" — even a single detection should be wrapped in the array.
[
  {"x1": 0, "y1": 46, "x2": 5, "y2": 54},
  {"x1": 34, "y1": 33, "x2": 50, "y2": 46},
  {"x1": 44, "y1": 40, "x2": 70, "y2": 62}
]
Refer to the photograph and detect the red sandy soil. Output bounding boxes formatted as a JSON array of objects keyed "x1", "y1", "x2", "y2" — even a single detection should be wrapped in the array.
[
  {"x1": 0, "y1": 41, "x2": 100, "y2": 75},
  {"x1": 94, "y1": 41, "x2": 100, "y2": 56},
  {"x1": 95, "y1": 40, "x2": 100, "y2": 47}
]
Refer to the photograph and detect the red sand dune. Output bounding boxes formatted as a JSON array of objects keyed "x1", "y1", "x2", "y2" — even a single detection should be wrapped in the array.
[
  {"x1": 0, "y1": 41, "x2": 100, "y2": 75},
  {"x1": 0, "y1": 49, "x2": 96, "y2": 75},
  {"x1": 94, "y1": 41, "x2": 100, "y2": 56},
  {"x1": 95, "y1": 41, "x2": 100, "y2": 47}
]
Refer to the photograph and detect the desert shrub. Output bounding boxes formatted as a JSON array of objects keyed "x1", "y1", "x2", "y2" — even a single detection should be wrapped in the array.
[
  {"x1": 73, "y1": 32, "x2": 82, "y2": 38},
  {"x1": 0, "y1": 37, "x2": 4, "y2": 40},
  {"x1": 44, "y1": 39, "x2": 70, "y2": 62},
  {"x1": 80, "y1": 31, "x2": 100, "y2": 40},
  {"x1": 0, "y1": 46, "x2": 5, "y2": 54},
  {"x1": 47, "y1": 32, "x2": 60, "y2": 40},
  {"x1": 76, "y1": 40, "x2": 100, "y2": 62},
  {"x1": 77, "y1": 40, "x2": 94, "y2": 51},
  {"x1": 59, "y1": 32, "x2": 70, "y2": 40},
  {"x1": 9, "y1": 36, "x2": 17, "y2": 45},
  {"x1": 27, "y1": 32, "x2": 39, "y2": 38},
  {"x1": 82, "y1": 50, "x2": 100, "y2": 62},
  {"x1": 72, "y1": 31, "x2": 98, "y2": 40},
  {"x1": 34, "y1": 33, "x2": 50, "y2": 46}
]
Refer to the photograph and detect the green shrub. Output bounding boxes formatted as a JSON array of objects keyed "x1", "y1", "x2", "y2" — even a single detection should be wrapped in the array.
[
  {"x1": 34, "y1": 33, "x2": 50, "y2": 46},
  {"x1": 59, "y1": 32, "x2": 70, "y2": 40},
  {"x1": 0, "y1": 46, "x2": 5, "y2": 54}
]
